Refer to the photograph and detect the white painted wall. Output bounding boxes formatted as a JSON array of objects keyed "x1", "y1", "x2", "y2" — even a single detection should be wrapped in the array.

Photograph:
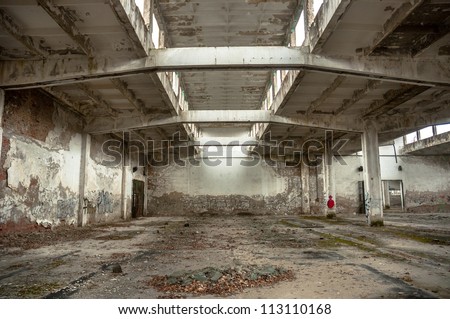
[{"x1": 151, "y1": 158, "x2": 286, "y2": 197}]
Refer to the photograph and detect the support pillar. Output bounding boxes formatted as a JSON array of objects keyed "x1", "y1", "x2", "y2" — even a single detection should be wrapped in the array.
[
  {"x1": 143, "y1": 166, "x2": 149, "y2": 216},
  {"x1": 0, "y1": 89, "x2": 4, "y2": 160},
  {"x1": 362, "y1": 119, "x2": 384, "y2": 226},
  {"x1": 78, "y1": 133, "x2": 90, "y2": 227},
  {"x1": 324, "y1": 132, "x2": 336, "y2": 218},
  {"x1": 143, "y1": 0, "x2": 153, "y2": 34},
  {"x1": 382, "y1": 180, "x2": 391, "y2": 209},
  {"x1": 121, "y1": 141, "x2": 132, "y2": 220},
  {"x1": 301, "y1": 155, "x2": 311, "y2": 214}
]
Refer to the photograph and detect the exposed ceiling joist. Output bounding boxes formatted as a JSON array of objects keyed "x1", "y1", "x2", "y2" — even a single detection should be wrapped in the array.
[
  {"x1": 334, "y1": 80, "x2": 382, "y2": 116},
  {"x1": 0, "y1": 8, "x2": 49, "y2": 57},
  {"x1": 109, "y1": 78, "x2": 146, "y2": 114},
  {"x1": 36, "y1": 0, "x2": 94, "y2": 56},
  {"x1": 76, "y1": 83, "x2": 117, "y2": 116},
  {"x1": 108, "y1": 0, "x2": 150, "y2": 57},
  {"x1": 42, "y1": 86, "x2": 87, "y2": 116},
  {"x1": 274, "y1": 70, "x2": 307, "y2": 115},
  {"x1": 306, "y1": 75, "x2": 346, "y2": 115},
  {"x1": 309, "y1": 0, "x2": 352, "y2": 53},
  {"x1": 364, "y1": 85, "x2": 429, "y2": 118},
  {"x1": 362, "y1": 0, "x2": 424, "y2": 56},
  {"x1": 378, "y1": 110, "x2": 450, "y2": 134},
  {"x1": 1, "y1": 46, "x2": 448, "y2": 90},
  {"x1": 85, "y1": 110, "x2": 362, "y2": 135}
]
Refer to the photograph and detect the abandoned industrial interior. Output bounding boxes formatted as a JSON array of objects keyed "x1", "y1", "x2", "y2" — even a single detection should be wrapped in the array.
[{"x1": 0, "y1": 0, "x2": 449, "y2": 299}]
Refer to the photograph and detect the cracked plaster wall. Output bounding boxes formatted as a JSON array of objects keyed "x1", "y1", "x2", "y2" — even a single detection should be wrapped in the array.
[
  {"x1": 147, "y1": 159, "x2": 303, "y2": 216},
  {"x1": 0, "y1": 90, "x2": 127, "y2": 229},
  {"x1": 0, "y1": 90, "x2": 83, "y2": 228},
  {"x1": 335, "y1": 154, "x2": 450, "y2": 214},
  {"x1": 147, "y1": 152, "x2": 450, "y2": 216},
  {"x1": 83, "y1": 135, "x2": 124, "y2": 224}
]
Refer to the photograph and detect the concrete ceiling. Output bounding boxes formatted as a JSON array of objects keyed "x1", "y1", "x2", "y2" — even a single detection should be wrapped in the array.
[{"x1": 0, "y1": 0, "x2": 449, "y2": 155}]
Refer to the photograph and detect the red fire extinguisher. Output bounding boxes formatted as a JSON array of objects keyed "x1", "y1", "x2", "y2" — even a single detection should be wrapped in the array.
[{"x1": 327, "y1": 195, "x2": 335, "y2": 209}]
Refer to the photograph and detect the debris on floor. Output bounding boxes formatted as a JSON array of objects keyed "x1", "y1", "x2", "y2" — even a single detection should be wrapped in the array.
[{"x1": 149, "y1": 265, "x2": 294, "y2": 297}]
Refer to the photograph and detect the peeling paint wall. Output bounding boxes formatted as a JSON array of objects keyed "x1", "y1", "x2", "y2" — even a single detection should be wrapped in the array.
[
  {"x1": 334, "y1": 156, "x2": 363, "y2": 214},
  {"x1": 0, "y1": 90, "x2": 131, "y2": 229},
  {"x1": 397, "y1": 156, "x2": 450, "y2": 213},
  {"x1": 147, "y1": 151, "x2": 450, "y2": 217},
  {"x1": 334, "y1": 154, "x2": 450, "y2": 214},
  {"x1": 147, "y1": 159, "x2": 302, "y2": 216},
  {"x1": 0, "y1": 90, "x2": 83, "y2": 228},
  {"x1": 83, "y1": 135, "x2": 123, "y2": 224}
]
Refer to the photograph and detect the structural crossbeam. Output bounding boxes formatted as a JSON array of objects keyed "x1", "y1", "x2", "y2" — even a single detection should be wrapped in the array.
[
  {"x1": 85, "y1": 110, "x2": 363, "y2": 135},
  {"x1": 1, "y1": 47, "x2": 449, "y2": 89}
]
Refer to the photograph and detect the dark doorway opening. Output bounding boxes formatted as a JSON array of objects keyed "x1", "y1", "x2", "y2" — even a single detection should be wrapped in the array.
[
  {"x1": 132, "y1": 180, "x2": 145, "y2": 218},
  {"x1": 383, "y1": 180, "x2": 404, "y2": 211}
]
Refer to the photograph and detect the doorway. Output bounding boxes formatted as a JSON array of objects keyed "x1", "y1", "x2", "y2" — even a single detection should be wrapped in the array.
[
  {"x1": 132, "y1": 180, "x2": 145, "y2": 218},
  {"x1": 382, "y1": 180, "x2": 404, "y2": 211}
]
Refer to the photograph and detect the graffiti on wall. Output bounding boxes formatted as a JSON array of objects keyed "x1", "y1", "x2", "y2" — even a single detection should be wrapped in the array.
[{"x1": 97, "y1": 190, "x2": 114, "y2": 214}]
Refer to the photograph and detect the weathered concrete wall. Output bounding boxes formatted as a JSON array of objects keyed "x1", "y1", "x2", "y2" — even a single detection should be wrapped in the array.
[
  {"x1": 0, "y1": 90, "x2": 83, "y2": 228},
  {"x1": 334, "y1": 153, "x2": 450, "y2": 214},
  {"x1": 400, "y1": 156, "x2": 450, "y2": 213},
  {"x1": 83, "y1": 135, "x2": 123, "y2": 224},
  {"x1": 0, "y1": 90, "x2": 131, "y2": 229},
  {"x1": 147, "y1": 158, "x2": 302, "y2": 216},
  {"x1": 334, "y1": 156, "x2": 364, "y2": 214}
]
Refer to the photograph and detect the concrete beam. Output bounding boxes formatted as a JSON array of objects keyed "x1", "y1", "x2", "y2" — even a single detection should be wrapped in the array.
[
  {"x1": 334, "y1": 80, "x2": 382, "y2": 116},
  {"x1": 1, "y1": 47, "x2": 449, "y2": 89},
  {"x1": 110, "y1": 78, "x2": 146, "y2": 114},
  {"x1": 76, "y1": 83, "x2": 117, "y2": 116},
  {"x1": 36, "y1": 0, "x2": 94, "y2": 56},
  {"x1": 0, "y1": 8, "x2": 49, "y2": 57},
  {"x1": 364, "y1": 85, "x2": 429, "y2": 118},
  {"x1": 273, "y1": 70, "x2": 307, "y2": 115},
  {"x1": 309, "y1": 0, "x2": 352, "y2": 54},
  {"x1": 108, "y1": 0, "x2": 151, "y2": 57},
  {"x1": 401, "y1": 130, "x2": 450, "y2": 155},
  {"x1": 361, "y1": 0, "x2": 424, "y2": 56},
  {"x1": 306, "y1": 75, "x2": 346, "y2": 115},
  {"x1": 42, "y1": 86, "x2": 87, "y2": 116},
  {"x1": 378, "y1": 109, "x2": 450, "y2": 135},
  {"x1": 85, "y1": 110, "x2": 363, "y2": 134}
]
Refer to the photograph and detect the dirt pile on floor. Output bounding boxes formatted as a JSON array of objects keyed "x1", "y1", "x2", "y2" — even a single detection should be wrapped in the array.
[{"x1": 149, "y1": 265, "x2": 294, "y2": 297}]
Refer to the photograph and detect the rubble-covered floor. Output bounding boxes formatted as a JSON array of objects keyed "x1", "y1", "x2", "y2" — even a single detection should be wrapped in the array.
[{"x1": 0, "y1": 212, "x2": 449, "y2": 299}]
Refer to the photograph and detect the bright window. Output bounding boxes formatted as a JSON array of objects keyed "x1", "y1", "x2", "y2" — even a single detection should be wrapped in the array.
[
  {"x1": 152, "y1": 14, "x2": 160, "y2": 48},
  {"x1": 436, "y1": 123, "x2": 450, "y2": 134},
  {"x1": 313, "y1": 0, "x2": 324, "y2": 18},
  {"x1": 294, "y1": 10, "x2": 305, "y2": 46},
  {"x1": 419, "y1": 126, "x2": 433, "y2": 140},
  {"x1": 405, "y1": 132, "x2": 417, "y2": 144}
]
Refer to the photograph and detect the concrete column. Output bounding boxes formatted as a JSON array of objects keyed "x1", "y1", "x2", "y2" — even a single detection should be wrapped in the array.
[
  {"x1": 382, "y1": 180, "x2": 391, "y2": 209},
  {"x1": 121, "y1": 143, "x2": 132, "y2": 220},
  {"x1": 324, "y1": 134, "x2": 336, "y2": 218},
  {"x1": 144, "y1": 0, "x2": 153, "y2": 34},
  {"x1": 78, "y1": 133, "x2": 90, "y2": 227},
  {"x1": 143, "y1": 166, "x2": 148, "y2": 216},
  {"x1": 301, "y1": 155, "x2": 311, "y2": 214},
  {"x1": 400, "y1": 181, "x2": 404, "y2": 211},
  {"x1": 362, "y1": 119, "x2": 384, "y2": 226},
  {"x1": 0, "y1": 89, "x2": 4, "y2": 160}
]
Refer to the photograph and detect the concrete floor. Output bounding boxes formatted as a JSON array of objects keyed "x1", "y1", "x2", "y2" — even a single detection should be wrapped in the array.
[{"x1": 0, "y1": 212, "x2": 449, "y2": 299}]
